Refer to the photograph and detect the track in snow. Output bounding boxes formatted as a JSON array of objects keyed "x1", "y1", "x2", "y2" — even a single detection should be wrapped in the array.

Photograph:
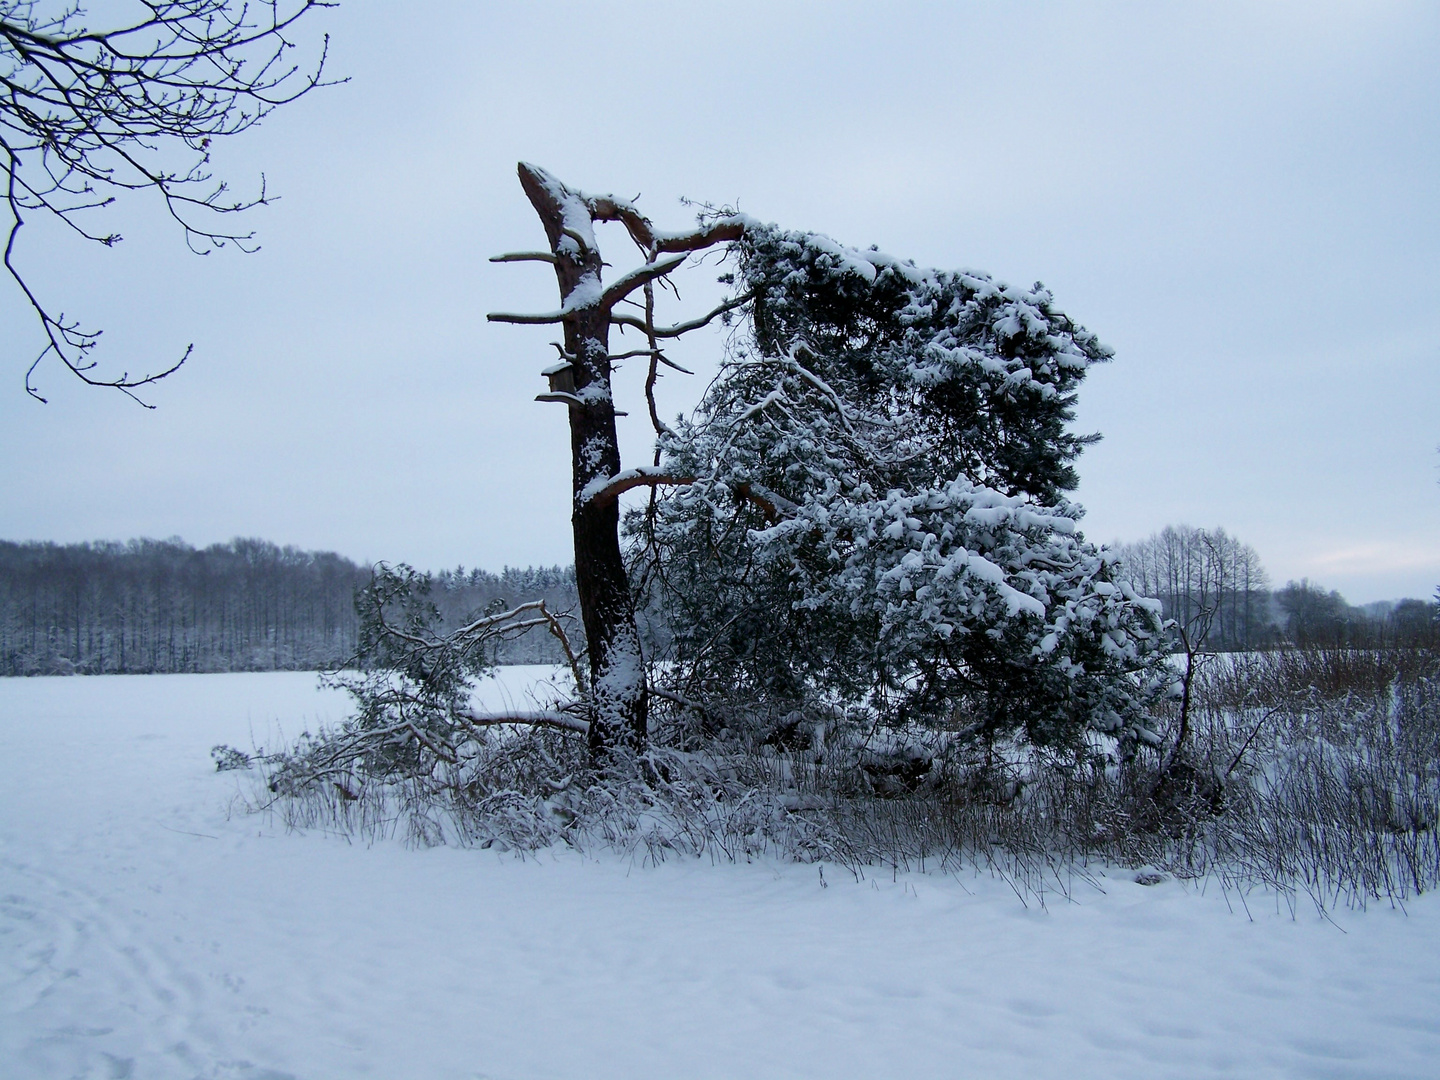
[{"x1": 3, "y1": 672, "x2": 1439, "y2": 1079}]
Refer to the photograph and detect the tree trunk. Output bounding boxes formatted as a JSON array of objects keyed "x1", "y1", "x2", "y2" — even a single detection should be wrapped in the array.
[{"x1": 516, "y1": 163, "x2": 647, "y2": 751}]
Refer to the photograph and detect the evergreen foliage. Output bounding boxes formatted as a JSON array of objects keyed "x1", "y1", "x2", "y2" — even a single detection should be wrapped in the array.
[
  {"x1": 737, "y1": 224, "x2": 1105, "y2": 501},
  {"x1": 637, "y1": 224, "x2": 1171, "y2": 749}
]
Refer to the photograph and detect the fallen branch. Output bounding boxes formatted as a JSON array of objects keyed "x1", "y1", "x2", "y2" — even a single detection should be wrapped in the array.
[{"x1": 458, "y1": 707, "x2": 590, "y2": 735}]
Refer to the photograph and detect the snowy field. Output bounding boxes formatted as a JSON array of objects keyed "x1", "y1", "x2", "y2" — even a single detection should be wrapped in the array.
[{"x1": 3, "y1": 673, "x2": 1440, "y2": 1080}]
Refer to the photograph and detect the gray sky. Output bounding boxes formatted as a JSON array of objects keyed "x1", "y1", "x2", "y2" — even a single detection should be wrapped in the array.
[{"x1": 2, "y1": 0, "x2": 1437, "y2": 604}]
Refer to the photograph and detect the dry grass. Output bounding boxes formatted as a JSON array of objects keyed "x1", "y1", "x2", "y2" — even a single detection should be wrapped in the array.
[{"x1": 252, "y1": 646, "x2": 1440, "y2": 912}]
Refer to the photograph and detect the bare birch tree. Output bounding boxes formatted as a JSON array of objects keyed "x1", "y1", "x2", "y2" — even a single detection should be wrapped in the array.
[{"x1": 1118, "y1": 525, "x2": 1272, "y2": 763}]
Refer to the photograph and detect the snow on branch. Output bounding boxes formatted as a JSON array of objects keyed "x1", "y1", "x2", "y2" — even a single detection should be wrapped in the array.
[
  {"x1": 606, "y1": 347, "x2": 691, "y2": 373},
  {"x1": 579, "y1": 467, "x2": 695, "y2": 508},
  {"x1": 489, "y1": 251, "x2": 559, "y2": 264},
  {"x1": 457, "y1": 707, "x2": 590, "y2": 735},
  {"x1": 652, "y1": 217, "x2": 750, "y2": 253},
  {"x1": 600, "y1": 253, "x2": 688, "y2": 309},
  {"x1": 487, "y1": 310, "x2": 568, "y2": 326},
  {"x1": 586, "y1": 194, "x2": 749, "y2": 255},
  {"x1": 741, "y1": 347, "x2": 897, "y2": 439},
  {"x1": 576, "y1": 466, "x2": 790, "y2": 521},
  {"x1": 585, "y1": 193, "x2": 658, "y2": 250},
  {"x1": 611, "y1": 291, "x2": 753, "y2": 339}
]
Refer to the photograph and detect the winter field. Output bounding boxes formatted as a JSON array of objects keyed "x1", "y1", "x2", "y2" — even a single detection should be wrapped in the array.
[{"x1": 3, "y1": 672, "x2": 1440, "y2": 1079}]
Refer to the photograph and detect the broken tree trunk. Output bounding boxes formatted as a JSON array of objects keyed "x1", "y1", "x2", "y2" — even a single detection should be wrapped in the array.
[
  {"x1": 514, "y1": 163, "x2": 648, "y2": 752},
  {"x1": 489, "y1": 164, "x2": 748, "y2": 751}
]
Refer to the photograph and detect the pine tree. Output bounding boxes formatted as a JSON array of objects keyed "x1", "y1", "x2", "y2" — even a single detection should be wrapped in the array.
[{"x1": 637, "y1": 224, "x2": 1170, "y2": 749}]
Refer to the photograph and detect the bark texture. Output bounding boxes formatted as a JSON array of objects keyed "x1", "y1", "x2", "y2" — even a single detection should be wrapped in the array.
[{"x1": 515, "y1": 163, "x2": 647, "y2": 751}]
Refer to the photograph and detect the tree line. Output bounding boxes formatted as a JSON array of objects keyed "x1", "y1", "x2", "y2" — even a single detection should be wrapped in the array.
[
  {"x1": 1116, "y1": 525, "x2": 1437, "y2": 650},
  {"x1": 4, "y1": 527, "x2": 1429, "y2": 680},
  {"x1": 0, "y1": 539, "x2": 579, "y2": 676}
]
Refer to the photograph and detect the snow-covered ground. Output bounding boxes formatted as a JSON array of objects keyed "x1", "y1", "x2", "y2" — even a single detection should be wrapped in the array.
[{"x1": 3, "y1": 672, "x2": 1439, "y2": 1079}]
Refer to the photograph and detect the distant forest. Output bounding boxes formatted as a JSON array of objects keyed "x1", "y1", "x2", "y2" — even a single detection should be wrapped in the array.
[
  {"x1": 0, "y1": 539, "x2": 580, "y2": 676},
  {"x1": 2, "y1": 533, "x2": 1433, "y2": 677}
]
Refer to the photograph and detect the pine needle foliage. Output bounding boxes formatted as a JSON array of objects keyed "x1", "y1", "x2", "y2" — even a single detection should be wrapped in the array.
[{"x1": 637, "y1": 223, "x2": 1170, "y2": 750}]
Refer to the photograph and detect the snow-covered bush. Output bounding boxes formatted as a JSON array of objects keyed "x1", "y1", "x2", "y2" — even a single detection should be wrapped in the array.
[
  {"x1": 637, "y1": 224, "x2": 1170, "y2": 749},
  {"x1": 262, "y1": 564, "x2": 589, "y2": 798},
  {"x1": 210, "y1": 744, "x2": 252, "y2": 771},
  {"x1": 254, "y1": 652, "x2": 1440, "y2": 911}
]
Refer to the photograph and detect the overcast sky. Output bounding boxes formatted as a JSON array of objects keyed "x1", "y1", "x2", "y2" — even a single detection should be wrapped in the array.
[{"x1": 2, "y1": 0, "x2": 1436, "y2": 604}]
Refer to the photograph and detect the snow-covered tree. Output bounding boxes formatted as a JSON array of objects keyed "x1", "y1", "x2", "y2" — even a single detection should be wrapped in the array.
[
  {"x1": 487, "y1": 169, "x2": 1167, "y2": 754},
  {"x1": 636, "y1": 224, "x2": 1171, "y2": 749}
]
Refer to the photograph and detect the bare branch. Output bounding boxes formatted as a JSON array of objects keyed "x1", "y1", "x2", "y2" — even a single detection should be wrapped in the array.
[
  {"x1": 533, "y1": 600, "x2": 588, "y2": 697},
  {"x1": 2, "y1": 0, "x2": 339, "y2": 401},
  {"x1": 611, "y1": 290, "x2": 753, "y2": 339},
  {"x1": 642, "y1": 278, "x2": 670, "y2": 447},
  {"x1": 600, "y1": 252, "x2": 687, "y2": 309}
]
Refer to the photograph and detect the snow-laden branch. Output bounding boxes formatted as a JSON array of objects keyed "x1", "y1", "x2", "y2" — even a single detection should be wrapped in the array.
[
  {"x1": 753, "y1": 348, "x2": 897, "y2": 430},
  {"x1": 653, "y1": 217, "x2": 750, "y2": 254},
  {"x1": 487, "y1": 310, "x2": 567, "y2": 326},
  {"x1": 583, "y1": 194, "x2": 656, "y2": 251},
  {"x1": 606, "y1": 347, "x2": 691, "y2": 373},
  {"x1": 585, "y1": 193, "x2": 749, "y2": 255},
  {"x1": 488, "y1": 256, "x2": 703, "y2": 327},
  {"x1": 611, "y1": 291, "x2": 753, "y2": 339},
  {"x1": 579, "y1": 466, "x2": 694, "y2": 507},
  {"x1": 451, "y1": 600, "x2": 570, "y2": 639},
  {"x1": 457, "y1": 707, "x2": 590, "y2": 735},
  {"x1": 733, "y1": 482, "x2": 795, "y2": 522},
  {"x1": 576, "y1": 466, "x2": 791, "y2": 521},
  {"x1": 600, "y1": 253, "x2": 687, "y2": 309}
]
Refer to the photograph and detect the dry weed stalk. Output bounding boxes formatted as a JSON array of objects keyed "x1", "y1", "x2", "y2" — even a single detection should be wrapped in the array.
[{"x1": 250, "y1": 645, "x2": 1440, "y2": 912}]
